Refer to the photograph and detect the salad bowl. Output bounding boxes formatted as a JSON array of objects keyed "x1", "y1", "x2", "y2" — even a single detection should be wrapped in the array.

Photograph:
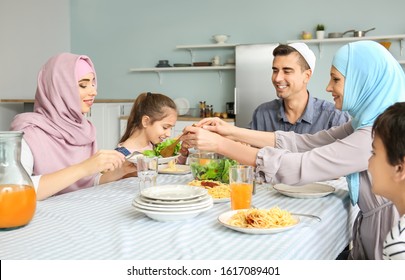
[{"x1": 188, "y1": 152, "x2": 237, "y2": 183}]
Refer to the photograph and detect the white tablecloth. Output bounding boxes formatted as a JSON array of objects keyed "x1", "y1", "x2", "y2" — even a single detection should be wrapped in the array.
[{"x1": 0, "y1": 174, "x2": 357, "y2": 260}]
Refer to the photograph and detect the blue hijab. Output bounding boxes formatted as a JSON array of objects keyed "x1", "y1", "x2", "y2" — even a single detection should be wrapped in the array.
[{"x1": 332, "y1": 40, "x2": 405, "y2": 205}]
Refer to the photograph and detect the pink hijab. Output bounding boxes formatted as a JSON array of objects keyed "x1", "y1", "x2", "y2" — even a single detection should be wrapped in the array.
[{"x1": 11, "y1": 53, "x2": 98, "y2": 195}]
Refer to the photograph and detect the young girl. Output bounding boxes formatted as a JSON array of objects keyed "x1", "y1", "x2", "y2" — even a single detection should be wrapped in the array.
[
  {"x1": 117, "y1": 92, "x2": 189, "y2": 166},
  {"x1": 369, "y1": 102, "x2": 405, "y2": 260}
]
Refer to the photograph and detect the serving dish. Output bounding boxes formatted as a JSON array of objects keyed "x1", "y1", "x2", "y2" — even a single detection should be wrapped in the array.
[
  {"x1": 188, "y1": 152, "x2": 237, "y2": 183},
  {"x1": 273, "y1": 182, "x2": 335, "y2": 199},
  {"x1": 218, "y1": 210, "x2": 300, "y2": 235}
]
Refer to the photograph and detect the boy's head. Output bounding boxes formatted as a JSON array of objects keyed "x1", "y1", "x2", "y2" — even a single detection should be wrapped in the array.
[{"x1": 369, "y1": 102, "x2": 405, "y2": 199}]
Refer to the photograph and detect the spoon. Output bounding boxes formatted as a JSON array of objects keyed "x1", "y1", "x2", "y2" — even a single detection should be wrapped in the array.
[
  {"x1": 160, "y1": 124, "x2": 196, "y2": 158},
  {"x1": 159, "y1": 135, "x2": 183, "y2": 158}
]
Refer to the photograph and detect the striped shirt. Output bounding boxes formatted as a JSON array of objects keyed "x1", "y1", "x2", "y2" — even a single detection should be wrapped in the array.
[{"x1": 383, "y1": 215, "x2": 405, "y2": 260}]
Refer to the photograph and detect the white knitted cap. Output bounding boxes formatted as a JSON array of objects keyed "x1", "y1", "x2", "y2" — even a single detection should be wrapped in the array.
[{"x1": 288, "y1": 42, "x2": 316, "y2": 73}]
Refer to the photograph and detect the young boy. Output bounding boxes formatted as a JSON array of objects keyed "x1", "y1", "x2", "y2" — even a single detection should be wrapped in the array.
[{"x1": 368, "y1": 102, "x2": 405, "y2": 260}]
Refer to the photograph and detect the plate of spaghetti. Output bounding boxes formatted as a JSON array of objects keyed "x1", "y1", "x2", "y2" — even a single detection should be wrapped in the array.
[
  {"x1": 218, "y1": 207, "x2": 300, "y2": 234},
  {"x1": 188, "y1": 180, "x2": 231, "y2": 203}
]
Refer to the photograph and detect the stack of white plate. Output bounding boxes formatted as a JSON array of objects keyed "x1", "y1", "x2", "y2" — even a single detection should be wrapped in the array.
[{"x1": 132, "y1": 185, "x2": 213, "y2": 222}]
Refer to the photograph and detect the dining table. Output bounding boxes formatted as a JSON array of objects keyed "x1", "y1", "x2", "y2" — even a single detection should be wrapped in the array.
[{"x1": 0, "y1": 173, "x2": 358, "y2": 260}]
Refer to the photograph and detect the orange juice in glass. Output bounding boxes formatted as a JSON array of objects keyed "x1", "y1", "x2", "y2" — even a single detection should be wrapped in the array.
[{"x1": 229, "y1": 165, "x2": 254, "y2": 210}]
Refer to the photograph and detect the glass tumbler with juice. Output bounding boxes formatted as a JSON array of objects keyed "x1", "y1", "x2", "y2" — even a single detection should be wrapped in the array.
[{"x1": 229, "y1": 165, "x2": 254, "y2": 210}]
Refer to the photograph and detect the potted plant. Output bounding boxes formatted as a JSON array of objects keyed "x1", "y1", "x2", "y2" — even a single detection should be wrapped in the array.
[{"x1": 316, "y1": 24, "x2": 325, "y2": 39}]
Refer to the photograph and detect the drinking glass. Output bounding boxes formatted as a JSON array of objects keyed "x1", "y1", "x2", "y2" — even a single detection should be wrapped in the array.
[
  {"x1": 229, "y1": 165, "x2": 254, "y2": 210},
  {"x1": 137, "y1": 156, "x2": 158, "y2": 191}
]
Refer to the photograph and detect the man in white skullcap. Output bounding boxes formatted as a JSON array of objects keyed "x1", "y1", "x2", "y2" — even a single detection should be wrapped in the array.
[{"x1": 249, "y1": 43, "x2": 350, "y2": 134}]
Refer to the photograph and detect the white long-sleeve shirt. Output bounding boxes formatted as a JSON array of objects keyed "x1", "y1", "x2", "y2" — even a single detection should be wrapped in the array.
[{"x1": 20, "y1": 138, "x2": 101, "y2": 194}]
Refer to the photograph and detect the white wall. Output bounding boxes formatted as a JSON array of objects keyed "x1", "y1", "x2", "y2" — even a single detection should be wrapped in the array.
[{"x1": 0, "y1": 0, "x2": 70, "y2": 130}]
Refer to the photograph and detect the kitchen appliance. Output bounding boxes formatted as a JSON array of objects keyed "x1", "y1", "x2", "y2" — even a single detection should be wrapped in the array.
[{"x1": 234, "y1": 44, "x2": 278, "y2": 128}]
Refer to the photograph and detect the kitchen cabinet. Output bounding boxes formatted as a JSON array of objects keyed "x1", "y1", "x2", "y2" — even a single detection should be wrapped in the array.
[
  {"x1": 287, "y1": 34, "x2": 405, "y2": 59},
  {"x1": 129, "y1": 43, "x2": 236, "y2": 84},
  {"x1": 86, "y1": 103, "x2": 133, "y2": 150}
]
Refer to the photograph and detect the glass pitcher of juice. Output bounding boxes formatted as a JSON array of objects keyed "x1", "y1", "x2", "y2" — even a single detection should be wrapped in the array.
[{"x1": 0, "y1": 131, "x2": 36, "y2": 230}]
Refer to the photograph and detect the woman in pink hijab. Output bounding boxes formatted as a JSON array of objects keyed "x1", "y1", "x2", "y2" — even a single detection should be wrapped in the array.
[{"x1": 11, "y1": 53, "x2": 136, "y2": 200}]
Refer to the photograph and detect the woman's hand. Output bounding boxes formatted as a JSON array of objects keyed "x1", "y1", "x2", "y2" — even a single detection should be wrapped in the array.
[
  {"x1": 94, "y1": 150, "x2": 137, "y2": 183},
  {"x1": 83, "y1": 150, "x2": 127, "y2": 174},
  {"x1": 195, "y1": 117, "x2": 236, "y2": 138},
  {"x1": 181, "y1": 126, "x2": 223, "y2": 152}
]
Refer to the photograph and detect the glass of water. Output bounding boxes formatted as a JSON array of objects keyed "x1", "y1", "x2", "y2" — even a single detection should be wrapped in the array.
[{"x1": 136, "y1": 156, "x2": 158, "y2": 191}]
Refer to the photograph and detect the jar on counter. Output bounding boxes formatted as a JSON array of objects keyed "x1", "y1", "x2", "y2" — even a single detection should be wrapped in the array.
[
  {"x1": 0, "y1": 131, "x2": 36, "y2": 230},
  {"x1": 199, "y1": 101, "x2": 206, "y2": 118},
  {"x1": 205, "y1": 105, "x2": 213, "y2": 117}
]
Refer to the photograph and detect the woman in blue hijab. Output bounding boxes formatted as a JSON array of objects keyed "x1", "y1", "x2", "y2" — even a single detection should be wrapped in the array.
[{"x1": 182, "y1": 40, "x2": 405, "y2": 259}]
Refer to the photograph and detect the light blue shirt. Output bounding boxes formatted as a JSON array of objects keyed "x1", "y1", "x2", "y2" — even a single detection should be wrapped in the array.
[{"x1": 249, "y1": 93, "x2": 351, "y2": 134}]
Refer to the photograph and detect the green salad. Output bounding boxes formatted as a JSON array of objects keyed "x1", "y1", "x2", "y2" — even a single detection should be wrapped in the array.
[
  {"x1": 142, "y1": 138, "x2": 181, "y2": 157},
  {"x1": 190, "y1": 158, "x2": 238, "y2": 183}
]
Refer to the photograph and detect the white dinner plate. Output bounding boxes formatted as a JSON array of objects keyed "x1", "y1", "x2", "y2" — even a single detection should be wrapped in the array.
[
  {"x1": 213, "y1": 197, "x2": 230, "y2": 203},
  {"x1": 132, "y1": 197, "x2": 213, "y2": 212},
  {"x1": 133, "y1": 195, "x2": 212, "y2": 209},
  {"x1": 133, "y1": 203, "x2": 213, "y2": 222},
  {"x1": 174, "y1": 98, "x2": 190, "y2": 115},
  {"x1": 158, "y1": 164, "x2": 191, "y2": 174},
  {"x1": 273, "y1": 182, "x2": 336, "y2": 199},
  {"x1": 157, "y1": 155, "x2": 180, "y2": 165},
  {"x1": 218, "y1": 210, "x2": 300, "y2": 235},
  {"x1": 141, "y1": 185, "x2": 208, "y2": 201},
  {"x1": 127, "y1": 154, "x2": 180, "y2": 164},
  {"x1": 139, "y1": 193, "x2": 210, "y2": 205}
]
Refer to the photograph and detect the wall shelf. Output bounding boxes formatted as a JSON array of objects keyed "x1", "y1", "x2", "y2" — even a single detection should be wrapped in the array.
[
  {"x1": 176, "y1": 43, "x2": 238, "y2": 49},
  {"x1": 129, "y1": 65, "x2": 235, "y2": 72},
  {"x1": 176, "y1": 43, "x2": 237, "y2": 64},
  {"x1": 287, "y1": 34, "x2": 405, "y2": 57},
  {"x1": 129, "y1": 65, "x2": 235, "y2": 84},
  {"x1": 130, "y1": 43, "x2": 237, "y2": 84}
]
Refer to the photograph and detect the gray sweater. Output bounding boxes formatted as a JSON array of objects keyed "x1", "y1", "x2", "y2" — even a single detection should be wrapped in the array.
[{"x1": 255, "y1": 121, "x2": 399, "y2": 259}]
